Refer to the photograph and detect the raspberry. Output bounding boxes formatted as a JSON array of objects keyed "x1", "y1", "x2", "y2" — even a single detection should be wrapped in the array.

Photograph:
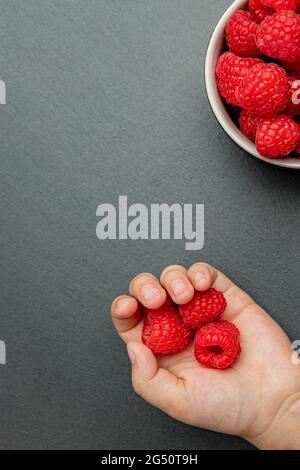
[
  {"x1": 239, "y1": 110, "x2": 263, "y2": 142},
  {"x1": 236, "y1": 63, "x2": 289, "y2": 116},
  {"x1": 141, "y1": 306, "x2": 192, "y2": 355},
  {"x1": 179, "y1": 288, "x2": 227, "y2": 328},
  {"x1": 295, "y1": 124, "x2": 300, "y2": 153},
  {"x1": 250, "y1": 0, "x2": 264, "y2": 9},
  {"x1": 282, "y1": 60, "x2": 300, "y2": 75},
  {"x1": 256, "y1": 115, "x2": 300, "y2": 157},
  {"x1": 256, "y1": 11, "x2": 300, "y2": 62},
  {"x1": 250, "y1": 6, "x2": 273, "y2": 23},
  {"x1": 214, "y1": 320, "x2": 240, "y2": 337},
  {"x1": 194, "y1": 321, "x2": 241, "y2": 369},
  {"x1": 216, "y1": 52, "x2": 262, "y2": 105},
  {"x1": 226, "y1": 10, "x2": 260, "y2": 57},
  {"x1": 261, "y1": 0, "x2": 296, "y2": 10},
  {"x1": 284, "y1": 76, "x2": 300, "y2": 117},
  {"x1": 249, "y1": 0, "x2": 274, "y2": 23}
]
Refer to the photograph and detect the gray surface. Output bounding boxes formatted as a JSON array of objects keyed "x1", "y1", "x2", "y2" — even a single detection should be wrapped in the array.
[{"x1": 0, "y1": 0, "x2": 300, "y2": 450}]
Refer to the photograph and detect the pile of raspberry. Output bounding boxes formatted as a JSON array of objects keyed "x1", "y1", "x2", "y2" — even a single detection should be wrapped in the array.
[
  {"x1": 216, "y1": 1, "x2": 300, "y2": 158},
  {"x1": 141, "y1": 289, "x2": 241, "y2": 369}
]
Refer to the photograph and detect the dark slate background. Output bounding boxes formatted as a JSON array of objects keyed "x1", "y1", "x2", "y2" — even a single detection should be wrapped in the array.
[{"x1": 0, "y1": 0, "x2": 299, "y2": 450}]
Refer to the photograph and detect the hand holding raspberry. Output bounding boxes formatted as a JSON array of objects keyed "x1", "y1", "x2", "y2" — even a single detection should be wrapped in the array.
[{"x1": 111, "y1": 263, "x2": 300, "y2": 449}]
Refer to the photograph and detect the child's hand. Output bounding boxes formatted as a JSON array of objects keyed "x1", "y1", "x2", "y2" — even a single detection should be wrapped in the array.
[{"x1": 111, "y1": 263, "x2": 300, "y2": 449}]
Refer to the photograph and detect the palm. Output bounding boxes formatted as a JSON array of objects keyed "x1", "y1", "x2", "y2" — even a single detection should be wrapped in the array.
[
  {"x1": 122, "y1": 302, "x2": 294, "y2": 437},
  {"x1": 111, "y1": 263, "x2": 300, "y2": 441}
]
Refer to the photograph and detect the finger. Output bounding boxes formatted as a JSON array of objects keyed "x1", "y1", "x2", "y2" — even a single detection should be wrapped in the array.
[
  {"x1": 187, "y1": 263, "x2": 214, "y2": 291},
  {"x1": 127, "y1": 341, "x2": 188, "y2": 421},
  {"x1": 160, "y1": 265, "x2": 194, "y2": 305},
  {"x1": 129, "y1": 273, "x2": 166, "y2": 309},
  {"x1": 111, "y1": 295, "x2": 142, "y2": 341},
  {"x1": 188, "y1": 262, "x2": 254, "y2": 320},
  {"x1": 187, "y1": 262, "x2": 232, "y2": 292},
  {"x1": 143, "y1": 294, "x2": 176, "y2": 315}
]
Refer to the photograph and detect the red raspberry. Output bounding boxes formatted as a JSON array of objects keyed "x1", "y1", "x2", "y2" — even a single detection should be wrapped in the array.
[
  {"x1": 250, "y1": 6, "x2": 273, "y2": 23},
  {"x1": 250, "y1": 0, "x2": 264, "y2": 8},
  {"x1": 194, "y1": 321, "x2": 241, "y2": 369},
  {"x1": 261, "y1": 0, "x2": 296, "y2": 10},
  {"x1": 216, "y1": 52, "x2": 262, "y2": 105},
  {"x1": 226, "y1": 10, "x2": 260, "y2": 57},
  {"x1": 249, "y1": 0, "x2": 274, "y2": 23},
  {"x1": 141, "y1": 306, "x2": 192, "y2": 355},
  {"x1": 214, "y1": 320, "x2": 240, "y2": 337},
  {"x1": 256, "y1": 11, "x2": 300, "y2": 62},
  {"x1": 179, "y1": 288, "x2": 227, "y2": 328},
  {"x1": 236, "y1": 63, "x2": 289, "y2": 116},
  {"x1": 284, "y1": 76, "x2": 300, "y2": 117},
  {"x1": 282, "y1": 60, "x2": 300, "y2": 75},
  {"x1": 295, "y1": 124, "x2": 300, "y2": 153},
  {"x1": 256, "y1": 115, "x2": 300, "y2": 157},
  {"x1": 239, "y1": 110, "x2": 263, "y2": 142}
]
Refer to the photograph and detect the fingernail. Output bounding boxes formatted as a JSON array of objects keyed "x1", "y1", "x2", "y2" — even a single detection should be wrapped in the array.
[
  {"x1": 141, "y1": 284, "x2": 161, "y2": 302},
  {"x1": 195, "y1": 271, "x2": 206, "y2": 287},
  {"x1": 127, "y1": 345, "x2": 136, "y2": 365},
  {"x1": 171, "y1": 279, "x2": 188, "y2": 297},
  {"x1": 116, "y1": 297, "x2": 132, "y2": 311}
]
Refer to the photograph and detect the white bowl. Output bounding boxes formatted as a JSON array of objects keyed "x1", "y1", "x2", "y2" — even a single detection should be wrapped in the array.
[{"x1": 205, "y1": 0, "x2": 300, "y2": 170}]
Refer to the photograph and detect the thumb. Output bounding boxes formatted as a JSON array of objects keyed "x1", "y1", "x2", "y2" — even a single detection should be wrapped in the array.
[{"x1": 127, "y1": 341, "x2": 186, "y2": 420}]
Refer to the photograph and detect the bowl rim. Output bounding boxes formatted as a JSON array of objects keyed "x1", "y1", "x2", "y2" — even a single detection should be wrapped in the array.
[{"x1": 204, "y1": 0, "x2": 300, "y2": 170}]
